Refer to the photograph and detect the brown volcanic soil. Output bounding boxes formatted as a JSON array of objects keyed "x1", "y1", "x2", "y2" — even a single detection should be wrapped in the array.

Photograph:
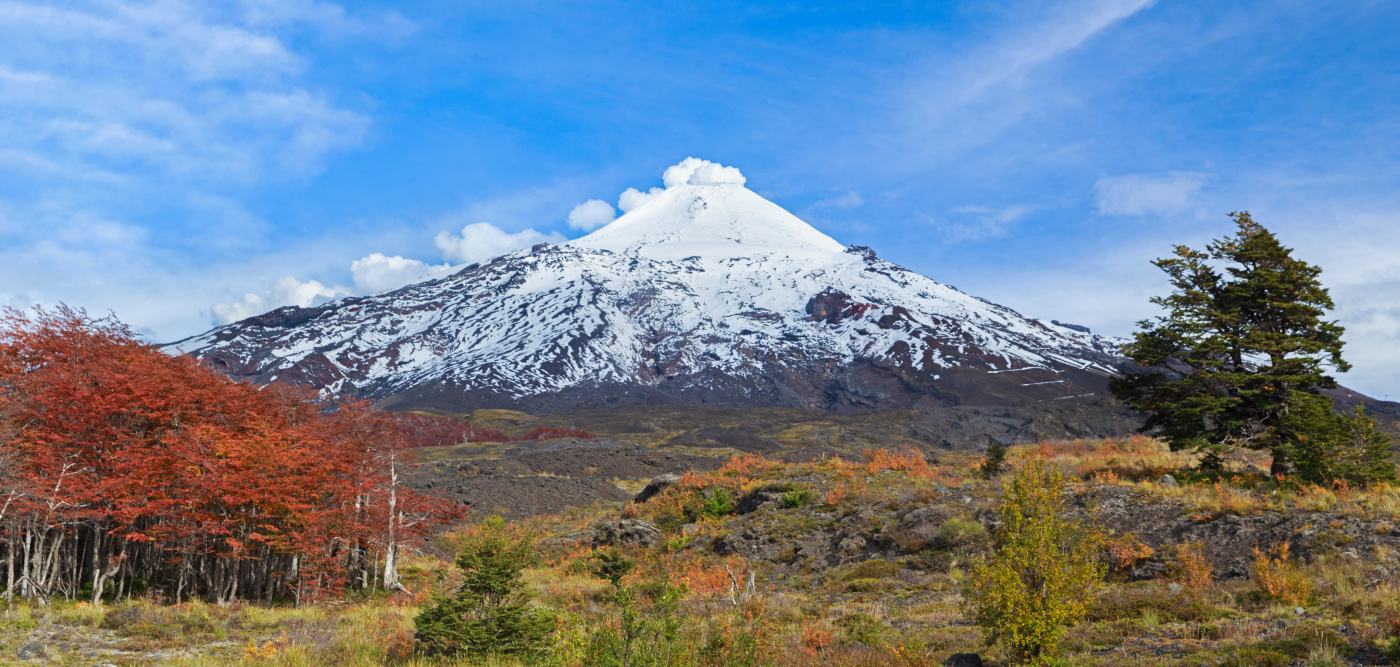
[
  {"x1": 456, "y1": 399, "x2": 1144, "y2": 453},
  {"x1": 402, "y1": 400, "x2": 1145, "y2": 518},
  {"x1": 402, "y1": 394, "x2": 1396, "y2": 519},
  {"x1": 403, "y1": 438, "x2": 723, "y2": 519}
]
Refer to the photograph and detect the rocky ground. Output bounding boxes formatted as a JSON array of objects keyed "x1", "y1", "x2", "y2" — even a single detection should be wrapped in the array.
[
  {"x1": 402, "y1": 401, "x2": 1147, "y2": 520},
  {"x1": 403, "y1": 438, "x2": 724, "y2": 518}
]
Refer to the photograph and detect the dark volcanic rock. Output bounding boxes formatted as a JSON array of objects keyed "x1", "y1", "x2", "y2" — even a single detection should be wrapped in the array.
[
  {"x1": 943, "y1": 653, "x2": 983, "y2": 667},
  {"x1": 1080, "y1": 485, "x2": 1400, "y2": 579},
  {"x1": 634, "y1": 474, "x2": 681, "y2": 504},
  {"x1": 593, "y1": 520, "x2": 663, "y2": 548},
  {"x1": 403, "y1": 443, "x2": 723, "y2": 519}
]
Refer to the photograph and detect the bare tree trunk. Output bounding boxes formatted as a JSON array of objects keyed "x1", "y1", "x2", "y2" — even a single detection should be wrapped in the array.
[
  {"x1": 381, "y1": 457, "x2": 412, "y2": 596},
  {"x1": 383, "y1": 469, "x2": 399, "y2": 590},
  {"x1": 226, "y1": 559, "x2": 239, "y2": 605},
  {"x1": 91, "y1": 540, "x2": 125, "y2": 606},
  {"x1": 4, "y1": 522, "x2": 14, "y2": 607},
  {"x1": 291, "y1": 555, "x2": 300, "y2": 608},
  {"x1": 36, "y1": 528, "x2": 63, "y2": 604}
]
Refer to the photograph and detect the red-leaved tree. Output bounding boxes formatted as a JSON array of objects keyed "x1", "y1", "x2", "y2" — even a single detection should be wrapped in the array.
[{"x1": 0, "y1": 306, "x2": 463, "y2": 606}]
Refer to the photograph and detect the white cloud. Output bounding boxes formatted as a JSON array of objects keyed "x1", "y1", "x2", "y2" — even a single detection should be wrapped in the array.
[
  {"x1": 566, "y1": 199, "x2": 616, "y2": 231},
  {"x1": 601, "y1": 158, "x2": 746, "y2": 221},
  {"x1": 618, "y1": 187, "x2": 664, "y2": 213},
  {"x1": 239, "y1": 0, "x2": 416, "y2": 42},
  {"x1": 351, "y1": 253, "x2": 454, "y2": 294},
  {"x1": 932, "y1": 204, "x2": 1030, "y2": 241},
  {"x1": 661, "y1": 157, "x2": 746, "y2": 188},
  {"x1": 433, "y1": 222, "x2": 566, "y2": 265},
  {"x1": 1095, "y1": 171, "x2": 1208, "y2": 216},
  {"x1": 0, "y1": 1, "x2": 370, "y2": 182},
  {"x1": 811, "y1": 191, "x2": 865, "y2": 209},
  {"x1": 892, "y1": 0, "x2": 1159, "y2": 165},
  {"x1": 210, "y1": 275, "x2": 350, "y2": 325}
]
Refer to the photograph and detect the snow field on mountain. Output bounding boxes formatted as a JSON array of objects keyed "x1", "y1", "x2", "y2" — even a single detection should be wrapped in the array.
[{"x1": 171, "y1": 182, "x2": 1126, "y2": 402}]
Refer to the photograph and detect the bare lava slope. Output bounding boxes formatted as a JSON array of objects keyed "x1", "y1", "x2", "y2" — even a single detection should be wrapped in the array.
[{"x1": 169, "y1": 183, "x2": 1129, "y2": 413}]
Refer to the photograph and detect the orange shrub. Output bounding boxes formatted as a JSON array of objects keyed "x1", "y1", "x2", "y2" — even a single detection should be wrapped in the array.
[
  {"x1": 1094, "y1": 469, "x2": 1122, "y2": 485},
  {"x1": 801, "y1": 620, "x2": 834, "y2": 652},
  {"x1": 861, "y1": 448, "x2": 932, "y2": 477},
  {"x1": 720, "y1": 452, "x2": 772, "y2": 478},
  {"x1": 823, "y1": 485, "x2": 850, "y2": 506},
  {"x1": 672, "y1": 556, "x2": 745, "y2": 596},
  {"x1": 1169, "y1": 540, "x2": 1213, "y2": 591},
  {"x1": 1251, "y1": 543, "x2": 1309, "y2": 604},
  {"x1": 1106, "y1": 533, "x2": 1154, "y2": 570}
]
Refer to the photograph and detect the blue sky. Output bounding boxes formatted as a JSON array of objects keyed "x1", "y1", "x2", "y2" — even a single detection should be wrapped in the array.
[{"x1": 2, "y1": 0, "x2": 1398, "y2": 397}]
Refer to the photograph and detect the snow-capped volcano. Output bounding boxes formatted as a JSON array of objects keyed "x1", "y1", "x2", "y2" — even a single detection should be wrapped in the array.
[
  {"x1": 169, "y1": 181, "x2": 1127, "y2": 412},
  {"x1": 571, "y1": 183, "x2": 846, "y2": 260}
]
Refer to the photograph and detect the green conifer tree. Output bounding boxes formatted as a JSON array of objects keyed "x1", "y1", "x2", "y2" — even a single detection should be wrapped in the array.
[
  {"x1": 1284, "y1": 396, "x2": 1396, "y2": 485},
  {"x1": 1111, "y1": 212, "x2": 1392, "y2": 483},
  {"x1": 981, "y1": 441, "x2": 1008, "y2": 480},
  {"x1": 414, "y1": 517, "x2": 555, "y2": 659}
]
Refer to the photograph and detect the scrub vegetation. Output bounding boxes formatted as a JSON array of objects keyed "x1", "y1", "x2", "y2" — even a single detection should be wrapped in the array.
[{"x1": 4, "y1": 436, "x2": 1400, "y2": 666}]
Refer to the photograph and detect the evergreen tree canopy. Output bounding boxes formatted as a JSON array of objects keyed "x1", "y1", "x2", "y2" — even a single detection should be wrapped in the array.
[
  {"x1": 1110, "y1": 212, "x2": 1394, "y2": 483},
  {"x1": 414, "y1": 517, "x2": 556, "y2": 658}
]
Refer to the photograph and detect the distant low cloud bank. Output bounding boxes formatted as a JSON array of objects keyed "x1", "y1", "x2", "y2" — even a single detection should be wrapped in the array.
[
  {"x1": 435, "y1": 222, "x2": 565, "y2": 265},
  {"x1": 211, "y1": 276, "x2": 350, "y2": 324},
  {"x1": 211, "y1": 220, "x2": 564, "y2": 325}
]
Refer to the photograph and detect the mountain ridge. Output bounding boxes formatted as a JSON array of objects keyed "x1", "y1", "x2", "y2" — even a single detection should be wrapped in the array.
[{"x1": 169, "y1": 182, "x2": 1132, "y2": 413}]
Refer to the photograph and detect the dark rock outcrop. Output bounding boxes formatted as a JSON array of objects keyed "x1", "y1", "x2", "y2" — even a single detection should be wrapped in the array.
[{"x1": 593, "y1": 520, "x2": 663, "y2": 548}]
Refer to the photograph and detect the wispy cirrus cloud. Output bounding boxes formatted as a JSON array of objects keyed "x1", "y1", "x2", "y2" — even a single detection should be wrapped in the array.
[
  {"x1": 1095, "y1": 172, "x2": 1209, "y2": 217},
  {"x1": 0, "y1": 0, "x2": 370, "y2": 182},
  {"x1": 924, "y1": 204, "x2": 1031, "y2": 242},
  {"x1": 896, "y1": 0, "x2": 1158, "y2": 152}
]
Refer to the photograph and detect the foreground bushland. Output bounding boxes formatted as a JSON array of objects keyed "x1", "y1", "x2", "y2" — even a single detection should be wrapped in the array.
[{"x1": 5, "y1": 435, "x2": 1400, "y2": 666}]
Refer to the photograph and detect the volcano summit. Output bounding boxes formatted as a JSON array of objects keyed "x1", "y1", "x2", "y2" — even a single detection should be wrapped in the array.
[{"x1": 171, "y1": 177, "x2": 1128, "y2": 413}]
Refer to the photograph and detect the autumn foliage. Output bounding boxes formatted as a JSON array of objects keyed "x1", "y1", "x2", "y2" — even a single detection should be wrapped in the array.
[
  {"x1": 0, "y1": 306, "x2": 464, "y2": 605},
  {"x1": 393, "y1": 412, "x2": 510, "y2": 446}
]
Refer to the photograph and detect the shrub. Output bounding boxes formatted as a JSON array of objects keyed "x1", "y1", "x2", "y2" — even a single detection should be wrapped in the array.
[
  {"x1": 1168, "y1": 540, "x2": 1213, "y2": 591},
  {"x1": 844, "y1": 558, "x2": 899, "y2": 581},
  {"x1": 801, "y1": 620, "x2": 834, "y2": 652},
  {"x1": 1251, "y1": 542, "x2": 1310, "y2": 605},
  {"x1": 697, "y1": 600, "x2": 777, "y2": 667},
  {"x1": 781, "y1": 486, "x2": 814, "y2": 508},
  {"x1": 837, "y1": 612, "x2": 884, "y2": 647},
  {"x1": 414, "y1": 520, "x2": 555, "y2": 659},
  {"x1": 846, "y1": 578, "x2": 893, "y2": 593},
  {"x1": 1222, "y1": 647, "x2": 1290, "y2": 667},
  {"x1": 1105, "y1": 533, "x2": 1155, "y2": 571},
  {"x1": 584, "y1": 581, "x2": 685, "y2": 667},
  {"x1": 937, "y1": 518, "x2": 991, "y2": 550},
  {"x1": 964, "y1": 459, "x2": 1106, "y2": 663},
  {"x1": 701, "y1": 488, "x2": 734, "y2": 520},
  {"x1": 591, "y1": 548, "x2": 636, "y2": 589}
]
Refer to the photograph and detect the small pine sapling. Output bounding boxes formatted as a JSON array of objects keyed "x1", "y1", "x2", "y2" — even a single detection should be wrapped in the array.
[
  {"x1": 981, "y1": 442, "x2": 1008, "y2": 480},
  {"x1": 414, "y1": 517, "x2": 555, "y2": 659},
  {"x1": 591, "y1": 548, "x2": 636, "y2": 590}
]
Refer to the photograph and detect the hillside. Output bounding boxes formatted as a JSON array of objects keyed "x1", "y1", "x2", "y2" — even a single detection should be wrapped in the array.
[{"x1": 10, "y1": 437, "x2": 1400, "y2": 665}]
